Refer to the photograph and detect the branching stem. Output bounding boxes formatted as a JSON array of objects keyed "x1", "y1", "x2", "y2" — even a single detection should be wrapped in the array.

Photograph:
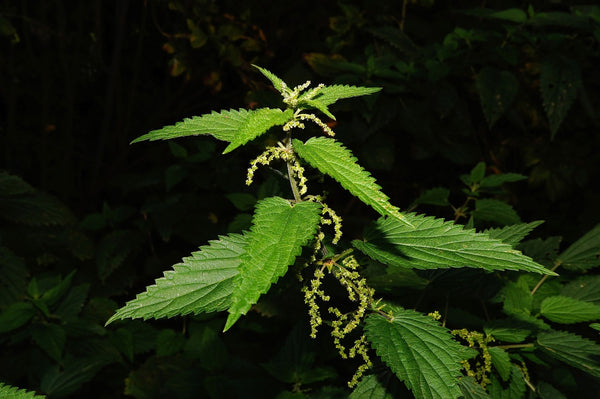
[{"x1": 492, "y1": 343, "x2": 535, "y2": 350}]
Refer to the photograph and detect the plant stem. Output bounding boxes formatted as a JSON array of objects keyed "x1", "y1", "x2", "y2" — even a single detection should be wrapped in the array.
[
  {"x1": 285, "y1": 132, "x2": 302, "y2": 202},
  {"x1": 530, "y1": 260, "x2": 561, "y2": 296},
  {"x1": 492, "y1": 343, "x2": 535, "y2": 350}
]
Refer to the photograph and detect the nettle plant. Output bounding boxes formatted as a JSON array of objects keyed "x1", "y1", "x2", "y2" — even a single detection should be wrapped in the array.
[{"x1": 107, "y1": 66, "x2": 555, "y2": 397}]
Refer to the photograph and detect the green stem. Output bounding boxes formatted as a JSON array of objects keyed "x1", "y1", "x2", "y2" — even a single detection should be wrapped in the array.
[
  {"x1": 285, "y1": 132, "x2": 301, "y2": 202},
  {"x1": 530, "y1": 260, "x2": 561, "y2": 296},
  {"x1": 492, "y1": 343, "x2": 535, "y2": 350}
]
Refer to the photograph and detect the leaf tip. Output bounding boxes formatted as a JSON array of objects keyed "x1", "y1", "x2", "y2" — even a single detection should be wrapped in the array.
[{"x1": 223, "y1": 312, "x2": 240, "y2": 332}]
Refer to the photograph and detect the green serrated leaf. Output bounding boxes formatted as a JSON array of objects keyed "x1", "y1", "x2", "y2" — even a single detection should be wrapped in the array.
[
  {"x1": 349, "y1": 373, "x2": 401, "y2": 399},
  {"x1": 106, "y1": 233, "x2": 246, "y2": 324},
  {"x1": 222, "y1": 108, "x2": 294, "y2": 153},
  {"x1": 469, "y1": 162, "x2": 487, "y2": 184},
  {"x1": 503, "y1": 281, "x2": 533, "y2": 317},
  {"x1": 224, "y1": 197, "x2": 321, "y2": 331},
  {"x1": 487, "y1": 365, "x2": 526, "y2": 399},
  {"x1": 413, "y1": 187, "x2": 450, "y2": 207},
  {"x1": 0, "y1": 302, "x2": 36, "y2": 333},
  {"x1": 365, "y1": 304, "x2": 465, "y2": 399},
  {"x1": 131, "y1": 108, "x2": 292, "y2": 148},
  {"x1": 458, "y1": 376, "x2": 491, "y2": 399},
  {"x1": 0, "y1": 171, "x2": 35, "y2": 196},
  {"x1": 488, "y1": 347, "x2": 512, "y2": 382},
  {"x1": 561, "y1": 275, "x2": 600, "y2": 304},
  {"x1": 540, "y1": 58, "x2": 581, "y2": 139},
  {"x1": 31, "y1": 323, "x2": 66, "y2": 362},
  {"x1": 472, "y1": 199, "x2": 521, "y2": 226},
  {"x1": 480, "y1": 173, "x2": 527, "y2": 188},
  {"x1": 299, "y1": 99, "x2": 336, "y2": 120},
  {"x1": 540, "y1": 295, "x2": 600, "y2": 324},
  {"x1": 537, "y1": 382, "x2": 567, "y2": 399},
  {"x1": 293, "y1": 137, "x2": 411, "y2": 227},
  {"x1": 253, "y1": 64, "x2": 286, "y2": 93},
  {"x1": 0, "y1": 383, "x2": 46, "y2": 399},
  {"x1": 309, "y1": 85, "x2": 381, "y2": 106},
  {"x1": 476, "y1": 68, "x2": 519, "y2": 128},
  {"x1": 352, "y1": 213, "x2": 554, "y2": 275},
  {"x1": 557, "y1": 223, "x2": 600, "y2": 270},
  {"x1": 485, "y1": 221, "x2": 544, "y2": 246},
  {"x1": 484, "y1": 319, "x2": 533, "y2": 343},
  {"x1": 537, "y1": 330, "x2": 600, "y2": 378},
  {"x1": 0, "y1": 193, "x2": 76, "y2": 226}
]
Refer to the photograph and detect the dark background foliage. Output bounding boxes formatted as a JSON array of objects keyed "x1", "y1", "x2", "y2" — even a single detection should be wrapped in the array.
[{"x1": 1, "y1": 0, "x2": 599, "y2": 397}]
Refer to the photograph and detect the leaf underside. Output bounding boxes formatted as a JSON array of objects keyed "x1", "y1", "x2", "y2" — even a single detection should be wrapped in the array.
[
  {"x1": 293, "y1": 137, "x2": 411, "y2": 227},
  {"x1": 365, "y1": 304, "x2": 465, "y2": 399},
  {"x1": 131, "y1": 108, "x2": 292, "y2": 151},
  {"x1": 353, "y1": 213, "x2": 554, "y2": 275},
  {"x1": 224, "y1": 197, "x2": 321, "y2": 331},
  {"x1": 106, "y1": 233, "x2": 246, "y2": 324}
]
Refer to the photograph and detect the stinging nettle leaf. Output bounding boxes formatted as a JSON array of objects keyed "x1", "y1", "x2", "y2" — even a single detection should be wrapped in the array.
[
  {"x1": 224, "y1": 197, "x2": 321, "y2": 331},
  {"x1": 485, "y1": 221, "x2": 544, "y2": 247},
  {"x1": 472, "y1": 198, "x2": 521, "y2": 226},
  {"x1": 0, "y1": 382, "x2": 46, "y2": 399},
  {"x1": 130, "y1": 108, "x2": 293, "y2": 149},
  {"x1": 537, "y1": 330, "x2": 600, "y2": 378},
  {"x1": 540, "y1": 57, "x2": 581, "y2": 139},
  {"x1": 557, "y1": 223, "x2": 600, "y2": 271},
  {"x1": 309, "y1": 85, "x2": 381, "y2": 107},
  {"x1": 106, "y1": 233, "x2": 246, "y2": 324},
  {"x1": 253, "y1": 64, "x2": 286, "y2": 93},
  {"x1": 540, "y1": 295, "x2": 600, "y2": 324},
  {"x1": 293, "y1": 137, "x2": 412, "y2": 227},
  {"x1": 488, "y1": 347, "x2": 512, "y2": 382},
  {"x1": 458, "y1": 376, "x2": 491, "y2": 399},
  {"x1": 353, "y1": 213, "x2": 554, "y2": 275},
  {"x1": 365, "y1": 304, "x2": 465, "y2": 399},
  {"x1": 561, "y1": 275, "x2": 600, "y2": 304},
  {"x1": 476, "y1": 67, "x2": 519, "y2": 128}
]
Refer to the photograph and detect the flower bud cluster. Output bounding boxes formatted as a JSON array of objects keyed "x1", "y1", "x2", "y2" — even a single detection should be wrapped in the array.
[
  {"x1": 451, "y1": 328, "x2": 494, "y2": 388},
  {"x1": 302, "y1": 264, "x2": 330, "y2": 338},
  {"x1": 319, "y1": 204, "x2": 343, "y2": 244},
  {"x1": 246, "y1": 145, "x2": 291, "y2": 186}
]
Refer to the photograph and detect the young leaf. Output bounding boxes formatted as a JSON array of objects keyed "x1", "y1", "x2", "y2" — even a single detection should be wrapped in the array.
[
  {"x1": 458, "y1": 376, "x2": 491, "y2": 399},
  {"x1": 484, "y1": 221, "x2": 544, "y2": 247},
  {"x1": 352, "y1": 213, "x2": 554, "y2": 275},
  {"x1": 309, "y1": 85, "x2": 381, "y2": 107},
  {"x1": 293, "y1": 137, "x2": 412, "y2": 227},
  {"x1": 557, "y1": 223, "x2": 600, "y2": 270},
  {"x1": 476, "y1": 67, "x2": 519, "y2": 128},
  {"x1": 540, "y1": 58, "x2": 581, "y2": 139},
  {"x1": 224, "y1": 197, "x2": 321, "y2": 331},
  {"x1": 479, "y1": 173, "x2": 527, "y2": 188},
  {"x1": 106, "y1": 233, "x2": 246, "y2": 324},
  {"x1": 537, "y1": 330, "x2": 600, "y2": 378},
  {"x1": 472, "y1": 198, "x2": 521, "y2": 226},
  {"x1": 222, "y1": 108, "x2": 294, "y2": 154},
  {"x1": 130, "y1": 108, "x2": 293, "y2": 148},
  {"x1": 365, "y1": 304, "x2": 465, "y2": 399},
  {"x1": 483, "y1": 319, "x2": 532, "y2": 343},
  {"x1": 253, "y1": 64, "x2": 286, "y2": 93},
  {"x1": 0, "y1": 383, "x2": 46, "y2": 399},
  {"x1": 488, "y1": 347, "x2": 512, "y2": 382},
  {"x1": 412, "y1": 187, "x2": 450, "y2": 207},
  {"x1": 540, "y1": 295, "x2": 600, "y2": 324}
]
